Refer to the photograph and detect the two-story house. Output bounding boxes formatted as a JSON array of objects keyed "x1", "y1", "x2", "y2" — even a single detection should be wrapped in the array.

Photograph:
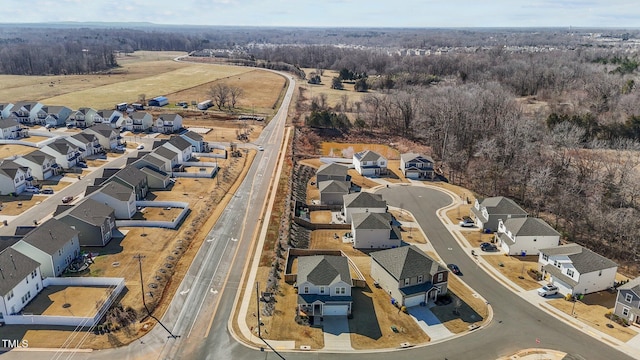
[
  {"x1": 179, "y1": 131, "x2": 209, "y2": 153},
  {"x1": 400, "y1": 153, "x2": 435, "y2": 180},
  {"x1": 12, "y1": 219, "x2": 80, "y2": 278},
  {"x1": 11, "y1": 101, "x2": 44, "y2": 124},
  {"x1": 125, "y1": 111, "x2": 154, "y2": 132},
  {"x1": 155, "y1": 113, "x2": 183, "y2": 134},
  {"x1": 613, "y1": 277, "x2": 640, "y2": 327},
  {"x1": 68, "y1": 133, "x2": 100, "y2": 157},
  {"x1": 351, "y1": 212, "x2": 401, "y2": 249},
  {"x1": 38, "y1": 106, "x2": 72, "y2": 127},
  {"x1": 470, "y1": 196, "x2": 528, "y2": 232},
  {"x1": 109, "y1": 166, "x2": 149, "y2": 200},
  {"x1": 297, "y1": 255, "x2": 353, "y2": 317},
  {"x1": 13, "y1": 150, "x2": 58, "y2": 180},
  {"x1": 343, "y1": 192, "x2": 387, "y2": 222},
  {"x1": 0, "y1": 248, "x2": 43, "y2": 320},
  {"x1": 86, "y1": 181, "x2": 136, "y2": 219},
  {"x1": 0, "y1": 103, "x2": 14, "y2": 119},
  {"x1": 319, "y1": 180, "x2": 351, "y2": 205},
  {"x1": 84, "y1": 124, "x2": 120, "y2": 150},
  {"x1": 154, "y1": 136, "x2": 192, "y2": 164},
  {"x1": 353, "y1": 150, "x2": 387, "y2": 176},
  {"x1": 316, "y1": 163, "x2": 350, "y2": 186},
  {"x1": 70, "y1": 107, "x2": 99, "y2": 128},
  {"x1": 41, "y1": 138, "x2": 81, "y2": 169},
  {"x1": 538, "y1": 244, "x2": 618, "y2": 296},
  {"x1": 0, "y1": 118, "x2": 28, "y2": 140},
  {"x1": 371, "y1": 245, "x2": 448, "y2": 307},
  {"x1": 495, "y1": 217, "x2": 560, "y2": 256},
  {"x1": 55, "y1": 198, "x2": 116, "y2": 247},
  {"x1": 95, "y1": 110, "x2": 123, "y2": 126},
  {"x1": 0, "y1": 160, "x2": 33, "y2": 195}
]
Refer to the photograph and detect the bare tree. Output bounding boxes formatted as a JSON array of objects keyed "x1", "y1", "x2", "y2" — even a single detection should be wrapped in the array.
[
  {"x1": 209, "y1": 83, "x2": 231, "y2": 110},
  {"x1": 229, "y1": 86, "x2": 244, "y2": 109}
]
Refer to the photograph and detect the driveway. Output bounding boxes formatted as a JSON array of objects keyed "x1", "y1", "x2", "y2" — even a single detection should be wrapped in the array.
[
  {"x1": 322, "y1": 316, "x2": 353, "y2": 351},
  {"x1": 407, "y1": 306, "x2": 454, "y2": 341}
]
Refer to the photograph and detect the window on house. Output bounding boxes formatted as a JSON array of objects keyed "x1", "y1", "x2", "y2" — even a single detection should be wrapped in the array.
[
  {"x1": 566, "y1": 269, "x2": 574, "y2": 277},
  {"x1": 417, "y1": 275, "x2": 424, "y2": 283},
  {"x1": 542, "y1": 254, "x2": 549, "y2": 261},
  {"x1": 625, "y1": 294, "x2": 633, "y2": 303},
  {"x1": 336, "y1": 287, "x2": 345, "y2": 295},
  {"x1": 303, "y1": 287, "x2": 309, "y2": 294},
  {"x1": 437, "y1": 273, "x2": 444, "y2": 282},
  {"x1": 36, "y1": 283, "x2": 39, "y2": 291},
  {"x1": 320, "y1": 287, "x2": 325, "y2": 294},
  {"x1": 622, "y1": 307, "x2": 630, "y2": 317},
  {"x1": 404, "y1": 278, "x2": 411, "y2": 286},
  {"x1": 553, "y1": 260, "x2": 560, "y2": 268}
]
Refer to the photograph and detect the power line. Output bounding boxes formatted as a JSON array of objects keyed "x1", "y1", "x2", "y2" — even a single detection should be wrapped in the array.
[{"x1": 135, "y1": 254, "x2": 179, "y2": 339}]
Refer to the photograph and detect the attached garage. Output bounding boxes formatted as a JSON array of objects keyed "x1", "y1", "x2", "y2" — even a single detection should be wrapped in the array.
[
  {"x1": 322, "y1": 304, "x2": 349, "y2": 316},
  {"x1": 403, "y1": 293, "x2": 426, "y2": 308},
  {"x1": 551, "y1": 278, "x2": 574, "y2": 296}
]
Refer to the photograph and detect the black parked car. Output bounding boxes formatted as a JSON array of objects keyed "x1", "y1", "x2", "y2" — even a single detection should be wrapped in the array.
[
  {"x1": 480, "y1": 242, "x2": 498, "y2": 252},
  {"x1": 447, "y1": 264, "x2": 462, "y2": 275}
]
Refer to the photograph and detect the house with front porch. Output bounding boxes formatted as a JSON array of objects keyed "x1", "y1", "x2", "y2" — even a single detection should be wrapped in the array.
[
  {"x1": 371, "y1": 245, "x2": 448, "y2": 307},
  {"x1": 70, "y1": 107, "x2": 99, "y2": 128},
  {"x1": 125, "y1": 112, "x2": 153, "y2": 132},
  {"x1": 69, "y1": 133, "x2": 100, "y2": 156},
  {"x1": 470, "y1": 196, "x2": 528, "y2": 232},
  {"x1": 13, "y1": 150, "x2": 58, "y2": 180},
  {"x1": 41, "y1": 138, "x2": 81, "y2": 169},
  {"x1": 0, "y1": 248, "x2": 43, "y2": 320},
  {"x1": 613, "y1": 277, "x2": 640, "y2": 328},
  {"x1": 12, "y1": 219, "x2": 80, "y2": 278},
  {"x1": 400, "y1": 153, "x2": 435, "y2": 180},
  {"x1": 84, "y1": 124, "x2": 120, "y2": 150},
  {"x1": 343, "y1": 191, "x2": 387, "y2": 222},
  {"x1": 538, "y1": 244, "x2": 618, "y2": 296},
  {"x1": 155, "y1": 113, "x2": 183, "y2": 134},
  {"x1": 351, "y1": 212, "x2": 401, "y2": 249},
  {"x1": 353, "y1": 150, "x2": 387, "y2": 176},
  {"x1": 86, "y1": 181, "x2": 136, "y2": 219},
  {"x1": 55, "y1": 198, "x2": 116, "y2": 247},
  {"x1": 495, "y1": 217, "x2": 560, "y2": 256},
  {"x1": 0, "y1": 118, "x2": 28, "y2": 140},
  {"x1": 179, "y1": 131, "x2": 209, "y2": 152},
  {"x1": 297, "y1": 255, "x2": 353, "y2": 317},
  {"x1": 10, "y1": 101, "x2": 44, "y2": 124},
  {"x1": 37, "y1": 106, "x2": 72, "y2": 127},
  {"x1": 0, "y1": 160, "x2": 33, "y2": 195}
]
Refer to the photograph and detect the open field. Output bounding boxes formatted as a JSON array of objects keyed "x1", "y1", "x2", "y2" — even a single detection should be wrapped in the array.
[
  {"x1": 300, "y1": 68, "x2": 370, "y2": 108},
  {"x1": 22, "y1": 285, "x2": 113, "y2": 317}
]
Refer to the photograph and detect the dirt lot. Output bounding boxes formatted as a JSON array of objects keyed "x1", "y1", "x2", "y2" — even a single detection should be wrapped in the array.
[
  {"x1": 310, "y1": 210, "x2": 333, "y2": 223},
  {"x1": 22, "y1": 285, "x2": 114, "y2": 317},
  {"x1": 133, "y1": 206, "x2": 183, "y2": 221},
  {"x1": 548, "y1": 292, "x2": 638, "y2": 342},
  {"x1": 182, "y1": 117, "x2": 265, "y2": 143},
  {"x1": 483, "y1": 255, "x2": 541, "y2": 291},
  {"x1": 321, "y1": 142, "x2": 399, "y2": 160}
]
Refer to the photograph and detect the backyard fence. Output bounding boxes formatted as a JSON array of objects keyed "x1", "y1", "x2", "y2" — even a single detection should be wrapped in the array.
[{"x1": 115, "y1": 201, "x2": 189, "y2": 229}]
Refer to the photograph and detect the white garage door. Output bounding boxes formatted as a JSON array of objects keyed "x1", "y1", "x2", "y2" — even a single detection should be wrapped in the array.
[
  {"x1": 403, "y1": 293, "x2": 426, "y2": 308},
  {"x1": 552, "y1": 279, "x2": 573, "y2": 296},
  {"x1": 323, "y1": 305, "x2": 349, "y2": 316}
]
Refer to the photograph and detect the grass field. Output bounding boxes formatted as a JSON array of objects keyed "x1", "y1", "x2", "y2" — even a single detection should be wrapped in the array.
[{"x1": 300, "y1": 68, "x2": 370, "y2": 108}]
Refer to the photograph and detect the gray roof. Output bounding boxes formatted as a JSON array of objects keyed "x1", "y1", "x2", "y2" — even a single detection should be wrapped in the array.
[
  {"x1": 61, "y1": 198, "x2": 114, "y2": 226},
  {"x1": 114, "y1": 166, "x2": 147, "y2": 187},
  {"x1": 540, "y1": 244, "x2": 617, "y2": 274},
  {"x1": 480, "y1": 196, "x2": 528, "y2": 216},
  {"x1": 20, "y1": 218, "x2": 78, "y2": 255},
  {"x1": 343, "y1": 192, "x2": 386, "y2": 209},
  {"x1": 181, "y1": 131, "x2": 203, "y2": 141},
  {"x1": 498, "y1": 232, "x2": 515, "y2": 246},
  {"x1": 503, "y1": 217, "x2": 560, "y2": 237},
  {"x1": 22, "y1": 150, "x2": 55, "y2": 166},
  {"x1": 400, "y1": 153, "x2": 434, "y2": 164},
  {"x1": 94, "y1": 181, "x2": 134, "y2": 201},
  {"x1": 0, "y1": 118, "x2": 19, "y2": 129},
  {"x1": 371, "y1": 245, "x2": 444, "y2": 281},
  {"x1": 354, "y1": 150, "x2": 384, "y2": 162},
  {"x1": 317, "y1": 163, "x2": 349, "y2": 177},
  {"x1": 619, "y1": 277, "x2": 640, "y2": 295},
  {"x1": 543, "y1": 263, "x2": 579, "y2": 287},
  {"x1": 85, "y1": 123, "x2": 116, "y2": 138},
  {"x1": 12, "y1": 101, "x2": 39, "y2": 111},
  {"x1": 352, "y1": 212, "x2": 392, "y2": 230},
  {"x1": 71, "y1": 132, "x2": 97, "y2": 144},
  {"x1": 45, "y1": 138, "x2": 77, "y2": 155},
  {"x1": 138, "y1": 154, "x2": 165, "y2": 168},
  {"x1": 76, "y1": 107, "x2": 97, "y2": 115},
  {"x1": 167, "y1": 136, "x2": 191, "y2": 151},
  {"x1": 97, "y1": 110, "x2": 119, "y2": 119},
  {"x1": 140, "y1": 167, "x2": 170, "y2": 181},
  {"x1": 0, "y1": 160, "x2": 28, "y2": 180},
  {"x1": 318, "y1": 180, "x2": 350, "y2": 194},
  {"x1": 130, "y1": 112, "x2": 150, "y2": 120},
  {"x1": 0, "y1": 248, "x2": 40, "y2": 296},
  {"x1": 153, "y1": 146, "x2": 179, "y2": 161},
  {"x1": 297, "y1": 255, "x2": 351, "y2": 287},
  {"x1": 44, "y1": 105, "x2": 71, "y2": 116},
  {"x1": 158, "y1": 113, "x2": 180, "y2": 122}
]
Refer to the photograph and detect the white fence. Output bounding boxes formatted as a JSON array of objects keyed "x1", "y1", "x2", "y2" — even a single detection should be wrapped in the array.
[
  {"x1": 3, "y1": 277, "x2": 125, "y2": 326},
  {"x1": 115, "y1": 201, "x2": 189, "y2": 229},
  {"x1": 174, "y1": 162, "x2": 218, "y2": 178},
  {"x1": 0, "y1": 140, "x2": 39, "y2": 147},
  {"x1": 195, "y1": 152, "x2": 226, "y2": 159}
]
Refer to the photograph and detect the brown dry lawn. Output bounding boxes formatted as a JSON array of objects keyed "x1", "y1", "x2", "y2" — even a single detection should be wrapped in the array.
[
  {"x1": 446, "y1": 204, "x2": 473, "y2": 224},
  {"x1": 321, "y1": 142, "x2": 400, "y2": 160},
  {"x1": 182, "y1": 117, "x2": 264, "y2": 143},
  {"x1": 0, "y1": 194, "x2": 47, "y2": 216},
  {"x1": 461, "y1": 230, "x2": 495, "y2": 247},
  {"x1": 389, "y1": 209, "x2": 414, "y2": 223},
  {"x1": 348, "y1": 169, "x2": 384, "y2": 189},
  {"x1": 133, "y1": 206, "x2": 183, "y2": 221},
  {"x1": 22, "y1": 286, "x2": 114, "y2": 317},
  {"x1": 483, "y1": 255, "x2": 541, "y2": 291},
  {"x1": 386, "y1": 160, "x2": 410, "y2": 183},
  {"x1": 548, "y1": 291, "x2": 638, "y2": 342},
  {"x1": 298, "y1": 158, "x2": 323, "y2": 169},
  {"x1": 300, "y1": 68, "x2": 370, "y2": 109},
  {"x1": 306, "y1": 176, "x2": 319, "y2": 204},
  {"x1": 432, "y1": 275, "x2": 489, "y2": 333},
  {"x1": 310, "y1": 210, "x2": 333, "y2": 224},
  {"x1": 0, "y1": 144, "x2": 39, "y2": 158}
]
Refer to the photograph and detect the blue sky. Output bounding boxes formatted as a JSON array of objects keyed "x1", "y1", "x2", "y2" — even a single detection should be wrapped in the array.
[{"x1": 4, "y1": 0, "x2": 639, "y2": 27}]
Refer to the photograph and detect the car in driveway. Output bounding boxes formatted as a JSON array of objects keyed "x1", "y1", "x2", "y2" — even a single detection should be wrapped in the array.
[
  {"x1": 480, "y1": 242, "x2": 498, "y2": 252},
  {"x1": 24, "y1": 186, "x2": 40, "y2": 194},
  {"x1": 61, "y1": 196, "x2": 74, "y2": 204},
  {"x1": 447, "y1": 264, "x2": 462, "y2": 275},
  {"x1": 41, "y1": 188, "x2": 54, "y2": 194},
  {"x1": 537, "y1": 284, "x2": 559, "y2": 297},
  {"x1": 458, "y1": 216, "x2": 475, "y2": 227},
  {"x1": 136, "y1": 144, "x2": 144, "y2": 150}
]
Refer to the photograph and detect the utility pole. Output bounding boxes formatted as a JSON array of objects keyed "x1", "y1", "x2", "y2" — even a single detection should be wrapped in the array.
[
  {"x1": 134, "y1": 254, "x2": 179, "y2": 339},
  {"x1": 256, "y1": 282, "x2": 261, "y2": 338}
]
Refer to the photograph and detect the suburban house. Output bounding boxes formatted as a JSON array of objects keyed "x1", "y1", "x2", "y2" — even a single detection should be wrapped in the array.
[
  {"x1": 495, "y1": 217, "x2": 560, "y2": 256},
  {"x1": 179, "y1": 131, "x2": 209, "y2": 152},
  {"x1": 125, "y1": 111, "x2": 153, "y2": 132},
  {"x1": 86, "y1": 181, "x2": 136, "y2": 219},
  {"x1": 0, "y1": 118, "x2": 28, "y2": 140},
  {"x1": 343, "y1": 191, "x2": 387, "y2": 222},
  {"x1": 538, "y1": 244, "x2": 618, "y2": 296},
  {"x1": 131, "y1": 153, "x2": 170, "y2": 173},
  {"x1": 12, "y1": 219, "x2": 80, "y2": 278},
  {"x1": 41, "y1": 138, "x2": 81, "y2": 169},
  {"x1": 353, "y1": 150, "x2": 387, "y2": 176},
  {"x1": 297, "y1": 255, "x2": 352, "y2": 317},
  {"x1": 0, "y1": 103, "x2": 14, "y2": 119},
  {"x1": 400, "y1": 153, "x2": 435, "y2": 180},
  {"x1": 151, "y1": 146, "x2": 180, "y2": 170},
  {"x1": 94, "y1": 110, "x2": 123, "y2": 126},
  {"x1": 470, "y1": 196, "x2": 528, "y2": 232},
  {"x1": 316, "y1": 163, "x2": 350, "y2": 185},
  {"x1": 613, "y1": 277, "x2": 640, "y2": 327},
  {"x1": 69, "y1": 133, "x2": 101, "y2": 156},
  {"x1": 14, "y1": 150, "x2": 58, "y2": 180},
  {"x1": 70, "y1": 107, "x2": 99, "y2": 128},
  {"x1": 84, "y1": 124, "x2": 120, "y2": 150},
  {"x1": 371, "y1": 245, "x2": 448, "y2": 307},
  {"x1": 351, "y1": 212, "x2": 401, "y2": 249},
  {"x1": 0, "y1": 160, "x2": 33, "y2": 195},
  {"x1": 55, "y1": 198, "x2": 116, "y2": 247},
  {"x1": 107, "y1": 166, "x2": 149, "y2": 200},
  {"x1": 0, "y1": 248, "x2": 43, "y2": 320},
  {"x1": 319, "y1": 180, "x2": 350, "y2": 205},
  {"x1": 155, "y1": 113, "x2": 183, "y2": 133},
  {"x1": 38, "y1": 106, "x2": 72, "y2": 127},
  {"x1": 139, "y1": 167, "x2": 171, "y2": 189},
  {"x1": 11, "y1": 101, "x2": 44, "y2": 124},
  {"x1": 158, "y1": 136, "x2": 193, "y2": 164}
]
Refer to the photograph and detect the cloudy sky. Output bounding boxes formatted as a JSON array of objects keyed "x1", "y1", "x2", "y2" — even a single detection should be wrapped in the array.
[{"x1": 4, "y1": 0, "x2": 639, "y2": 28}]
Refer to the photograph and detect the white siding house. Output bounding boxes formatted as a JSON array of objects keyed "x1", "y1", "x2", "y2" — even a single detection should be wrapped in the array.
[
  {"x1": 470, "y1": 196, "x2": 528, "y2": 232},
  {"x1": 84, "y1": 124, "x2": 120, "y2": 150},
  {"x1": 297, "y1": 255, "x2": 352, "y2": 317},
  {"x1": 400, "y1": 153, "x2": 435, "y2": 179},
  {"x1": 13, "y1": 150, "x2": 58, "y2": 180},
  {"x1": 155, "y1": 113, "x2": 183, "y2": 133},
  {"x1": 353, "y1": 150, "x2": 387, "y2": 176},
  {"x1": 0, "y1": 248, "x2": 43, "y2": 321},
  {"x1": 495, "y1": 218, "x2": 560, "y2": 256},
  {"x1": 343, "y1": 192, "x2": 387, "y2": 222},
  {"x1": 351, "y1": 212, "x2": 401, "y2": 249},
  {"x1": 87, "y1": 181, "x2": 136, "y2": 219},
  {"x1": 0, "y1": 118, "x2": 28, "y2": 140},
  {"x1": 0, "y1": 160, "x2": 33, "y2": 195},
  {"x1": 125, "y1": 112, "x2": 154, "y2": 132},
  {"x1": 41, "y1": 138, "x2": 81, "y2": 169}
]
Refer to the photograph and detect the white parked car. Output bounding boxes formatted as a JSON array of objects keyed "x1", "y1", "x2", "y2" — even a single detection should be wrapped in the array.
[
  {"x1": 136, "y1": 144, "x2": 144, "y2": 150},
  {"x1": 25, "y1": 186, "x2": 40, "y2": 194},
  {"x1": 257, "y1": 145, "x2": 264, "y2": 151},
  {"x1": 459, "y1": 216, "x2": 475, "y2": 227},
  {"x1": 537, "y1": 284, "x2": 558, "y2": 297}
]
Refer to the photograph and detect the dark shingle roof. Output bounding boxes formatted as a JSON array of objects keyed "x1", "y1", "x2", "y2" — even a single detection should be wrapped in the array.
[
  {"x1": 114, "y1": 166, "x2": 146, "y2": 187},
  {"x1": 22, "y1": 150, "x2": 54, "y2": 166},
  {"x1": 354, "y1": 150, "x2": 384, "y2": 162},
  {"x1": 138, "y1": 154, "x2": 165, "y2": 168},
  {"x1": 158, "y1": 113, "x2": 180, "y2": 122},
  {"x1": 181, "y1": 131, "x2": 203, "y2": 141},
  {"x1": 153, "y1": 146, "x2": 179, "y2": 161},
  {"x1": 540, "y1": 244, "x2": 617, "y2": 273},
  {"x1": 400, "y1": 153, "x2": 434, "y2": 164},
  {"x1": 480, "y1": 196, "x2": 528, "y2": 216},
  {"x1": 45, "y1": 138, "x2": 77, "y2": 155},
  {"x1": 130, "y1": 112, "x2": 150, "y2": 120},
  {"x1": 297, "y1": 255, "x2": 351, "y2": 287},
  {"x1": 0, "y1": 248, "x2": 40, "y2": 296},
  {"x1": 0, "y1": 118, "x2": 19, "y2": 129},
  {"x1": 503, "y1": 217, "x2": 559, "y2": 237},
  {"x1": 71, "y1": 132, "x2": 97, "y2": 144},
  {"x1": 166, "y1": 136, "x2": 191, "y2": 151},
  {"x1": 344, "y1": 192, "x2": 386, "y2": 208},
  {"x1": 85, "y1": 123, "x2": 116, "y2": 138},
  {"x1": 619, "y1": 277, "x2": 640, "y2": 295},
  {"x1": 95, "y1": 181, "x2": 134, "y2": 201},
  {"x1": 371, "y1": 245, "x2": 444, "y2": 281},
  {"x1": 352, "y1": 212, "x2": 392, "y2": 230},
  {"x1": 317, "y1": 163, "x2": 349, "y2": 177},
  {"x1": 20, "y1": 218, "x2": 78, "y2": 255},
  {"x1": 60, "y1": 198, "x2": 114, "y2": 226},
  {"x1": 318, "y1": 180, "x2": 349, "y2": 193}
]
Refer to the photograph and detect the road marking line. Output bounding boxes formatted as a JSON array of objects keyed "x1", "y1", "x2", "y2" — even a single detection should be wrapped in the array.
[{"x1": 180, "y1": 289, "x2": 190, "y2": 295}]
